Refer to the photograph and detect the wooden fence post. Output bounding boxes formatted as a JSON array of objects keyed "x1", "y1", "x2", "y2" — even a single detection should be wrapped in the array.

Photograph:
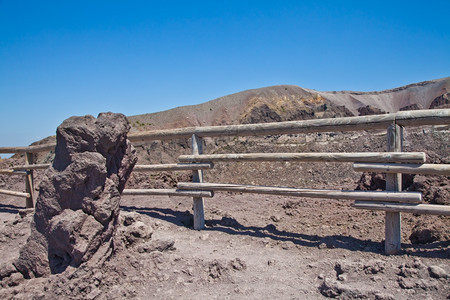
[
  {"x1": 385, "y1": 124, "x2": 403, "y2": 254},
  {"x1": 191, "y1": 134, "x2": 205, "y2": 230},
  {"x1": 25, "y1": 152, "x2": 34, "y2": 208}
]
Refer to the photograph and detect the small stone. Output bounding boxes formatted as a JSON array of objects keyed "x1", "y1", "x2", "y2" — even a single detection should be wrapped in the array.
[
  {"x1": 417, "y1": 279, "x2": 439, "y2": 291},
  {"x1": 428, "y1": 265, "x2": 447, "y2": 279},
  {"x1": 318, "y1": 242, "x2": 327, "y2": 249},
  {"x1": 398, "y1": 277, "x2": 415, "y2": 289},
  {"x1": 371, "y1": 275, "x2": 381, "y2": 282},
  {"x1": 6, "y1": 272, "x2": 24, "y2": 287},
  {"x1": 86, "y1": 289, "x2": 102, "y2": 300},
  {"x1": 364, "y1": 260, "x2": 385, "y2": 274},
  {"x1": 229, "y1": 258, "x2": 246, "y2": 271},
  {"x1": 270, "y1": 215, "x2": 281, "y2": 222},
  {"x1": 199, "y1": 233, "x2": 209, "y2": 240},
  {"x1": 0, "y1": 263, "x2": 17, "y2": 279},
  {"x1": 281, "y1": 242, "x2": 292, "y2": 250},
  {"x1": 337, "y1": 274, "x2": 347, "y2": 281},
  {"x1": 375, "y1": 292, "x2": 395, "y2": 300}
]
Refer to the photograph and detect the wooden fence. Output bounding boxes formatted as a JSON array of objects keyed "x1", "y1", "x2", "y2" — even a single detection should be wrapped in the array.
[{"x1": 1, "y1": 109, "x2": 449, "y2": 255}]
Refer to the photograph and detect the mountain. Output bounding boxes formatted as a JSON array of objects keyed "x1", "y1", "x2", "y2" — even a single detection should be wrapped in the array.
[
  {"x1": 316, "y1": 77, "x2": 450, "y2": 115},
  {"x1": 128, "y1": 77, "x2": 450, "y2": 132}
]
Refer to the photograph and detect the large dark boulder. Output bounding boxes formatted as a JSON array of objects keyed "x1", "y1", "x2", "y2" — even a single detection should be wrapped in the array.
[{"x1": 15, "y1": 112, "x2": 137, "y2": 278}]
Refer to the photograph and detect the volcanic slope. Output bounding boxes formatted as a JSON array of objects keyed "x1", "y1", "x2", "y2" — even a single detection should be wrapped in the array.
[{"x1": 128, "y1": 77, "x2": 450, "y2": 131}]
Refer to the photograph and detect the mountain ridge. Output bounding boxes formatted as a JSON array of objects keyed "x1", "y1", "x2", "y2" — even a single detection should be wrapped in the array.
[{"x1": 128, "y1": 77, "x2": 450, "y2": 132}]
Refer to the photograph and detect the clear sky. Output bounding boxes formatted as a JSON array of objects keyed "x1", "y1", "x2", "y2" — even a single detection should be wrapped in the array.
[{"x1": 1, "y1": 0, "x2": 449, "y2": 152}]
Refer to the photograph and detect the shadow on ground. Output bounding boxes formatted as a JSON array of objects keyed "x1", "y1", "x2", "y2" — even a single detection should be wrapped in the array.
[
  {"x1": 0, "y1": 203, "x2": 22, "y2": 214},
  {"x1": 121, "y1": 205, "x2": 450, "y2": 259}
]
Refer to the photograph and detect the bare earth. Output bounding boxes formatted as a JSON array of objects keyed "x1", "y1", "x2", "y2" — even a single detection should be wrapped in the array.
[{"x1": 0, "y1": 188, "x2": 449, "y2": 299}]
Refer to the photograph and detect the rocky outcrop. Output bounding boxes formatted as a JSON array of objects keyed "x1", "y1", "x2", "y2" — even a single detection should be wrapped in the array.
[
  {"x1": 239, "y1": 96, "x2": 354, "y2": 124},
  {"x1": 409, "y1": 220, "x2": 448, "y2": 244},
  {"x1": 407, "y1": 175, "x2": 450, "y2": 205},
  {"x1": 400, "y1": 104, "x2": 421, "y2": 111},
  {"x1": 357, "y1": 105, "x2": 386, "y2": 116},
  {"x1": 429, "y1": 92, "x2": 450, "y2": 109},
  {"x1": 14, "y1": 112, "x2": 137, "y2": 278},
  {"x1": 128, "y1": 77, "x2": 450, "y2": 130}
]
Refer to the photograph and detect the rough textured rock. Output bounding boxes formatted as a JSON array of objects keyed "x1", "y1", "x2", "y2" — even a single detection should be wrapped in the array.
[
  {"x1": 409, "y1": 220, "x2": 449, "y2": 244},
  {"x1": 400, "y1": 103, "x2": 421, "y2": 111},
  {"x1": 407, "y1": 175, "x2": 450, "y2": 205},
  {"x1": 404, "y1": 151, "x2": 450, "y2": 205},
  {"x1": 319, "y1": 278, "x2": 371, "y2": 298},
  {"x1": 429, "y1": 92, "x2": 450, "y2": 109},
  {"x1": 14, "y1": 112, "x2": 137, "y2": 278},
  {"x1": 357, "y1": 105, "x2": 386, "y2": 116},
  {"x1": 355, "y1": 172, "x2": 386, "y2": 191},
  {"x1": 355, "y1": 172, "x2": 448, "y2": 205},
  {"x1": 117, "y1": 211, "x2": 153, "y2": 247},
  {"x1": 428, "y1": 265, "x2": 447, "y2": 279}
]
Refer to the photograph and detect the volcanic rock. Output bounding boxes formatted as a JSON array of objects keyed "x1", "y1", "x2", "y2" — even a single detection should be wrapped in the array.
[
  {"x1": 429, "y1": 92, "x2": 450, "y2": 109},
  {"x1": 428, "y1": 265, "x2": 447, "y2": 279},
  {"x1": 357, "y1": 105, "x2": 386, "y2": 116},
  {"x1": 409, "y1": 220, "x2": 449, "y2": 244},
  {"x1": 14, "y1": 112, "x2": 137, "y2": 278},
  {"x1": 407, "y1": 175, "x2": 450, "y2": 205}
]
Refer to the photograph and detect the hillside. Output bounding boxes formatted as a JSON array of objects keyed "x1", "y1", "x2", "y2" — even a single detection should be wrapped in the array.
[{"x1": 128, "y1": 77, "x2": 450, "y2": 132}]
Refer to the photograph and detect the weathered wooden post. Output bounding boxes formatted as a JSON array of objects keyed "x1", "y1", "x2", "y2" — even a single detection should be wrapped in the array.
[
  {"x1": 385, "y1": 124, "x2": 403, "y2": 254},
  {"x1": 191, "y1": 134, "x2": 205, "y2": 230},
  {"x1": 25, "y1": 152, "x2": 34, "y2": 208}
]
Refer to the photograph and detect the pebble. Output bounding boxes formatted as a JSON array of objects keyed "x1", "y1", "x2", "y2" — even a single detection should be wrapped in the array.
[
  {"x1": 337, "y1": 274, "x2": 347, "y2": 281},
  {"x1": 428, "y1": 265, "x2": 447, "y2": 279},
  {"x1": 270, "y1": 215, "x2": 281, "y2": 222},
  {"x1": 318, "y1": 243, "x2": 327, "y2": 249}
]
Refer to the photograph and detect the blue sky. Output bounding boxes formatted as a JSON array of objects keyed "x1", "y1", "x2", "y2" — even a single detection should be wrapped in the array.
[{"x1": 1, "y1": 0, "x2": 449, "y2": 152}]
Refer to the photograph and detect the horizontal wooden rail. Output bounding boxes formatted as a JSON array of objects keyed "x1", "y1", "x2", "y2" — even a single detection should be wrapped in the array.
[
  {"x1": 128, "y1": 109, "x2": 449, "y2": 142},
  {"x1": 354, "y1": 201, "x2": 450, "y2": 216},
  {"x1": 0, "y1": 189, "x2": 30, "y2": 198},
  {"x1": 179, "y1": 152, "x2": 426, "y2": 163},
  {"x1": 128, "y1": 114, "x2": 396, "y2": 142},
  {"x1": 0, "y1": 109, "x2": 448, "y2": 153},
  {"x1": 353, "y1": 163, "x2": 450, "y2": 176},
  {"x1": 395, "y1": 109, "x2": 450, "y2": 127},
  {"x1": 122, "y1": 188, "x2": 214, "y2": 198},
  {"x1": 0, "y1": 143, "x2": 56, "y2": 154},
  {"x1": 12, "y1": 164, "x2": 51, "y2": 171},
  {"x1": 133, "y1": 163, "x2": 213, "y2": 172},
  {"x1": 177, "y1": 182, "x2": 422, "y2": 203},
  {"x1": 4, "y1": 163, "x2": 213, "y2": 172},
  {"x1": 0, "y1": 169, "x2": 27, "y2": 176}
]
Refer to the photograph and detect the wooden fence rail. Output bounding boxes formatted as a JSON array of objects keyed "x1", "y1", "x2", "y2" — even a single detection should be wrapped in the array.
[
  {"x1": 1, "y1": 109, "x2": 449, "y2": 154},
  {"x1": 354, "y1": 201, "x2": 450, "y2": 216},
  {"x1": 353, "y1": 163, "x2": 450, "y2": 176},
  {"x1": 0, "y1": 169, "x2": 27, "y2": 175},
  {"x1": 0, "y1": 108, "x2": 449, "y2": 255},
  {"x1": 122, "y1": 189, "x2": 214, "y2": 198},
  {"x1": 177, "y1": 182, "x2": 423, "y2": 203},
  {"x1": 178, "y1": 152, "x2": 426, "y2": 163},
  {"x1": 0, "y1": 189, "x2": 30, "y2": 198}
]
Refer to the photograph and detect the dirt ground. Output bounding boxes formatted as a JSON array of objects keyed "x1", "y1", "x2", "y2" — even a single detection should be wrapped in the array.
[{"x1": 0, "y1": 189, "x2": 449, "y2": 299}]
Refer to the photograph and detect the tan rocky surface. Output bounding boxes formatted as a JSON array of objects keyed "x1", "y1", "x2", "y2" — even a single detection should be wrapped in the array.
[{"x1": 0, "y1": 191, "x2": 448, "y2": 299}]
